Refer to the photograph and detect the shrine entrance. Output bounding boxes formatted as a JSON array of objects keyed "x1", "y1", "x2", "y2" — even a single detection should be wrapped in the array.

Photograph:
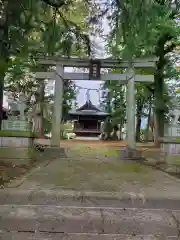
[
  {"x1": 68, "y1": 90, "x2": 110, "y2": 137},
  {"x1": 35, "y1": 57, "x2": 157, "y2": 150}
]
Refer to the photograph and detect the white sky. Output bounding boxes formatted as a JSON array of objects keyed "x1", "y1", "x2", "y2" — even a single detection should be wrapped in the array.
[
  {"x1": 75, "y1": 80, "x2": 102, "y2": 106},
  {"x1": 74, "y1": 17, "x2": 109, "y2": 107},
  {"x1": 3, "y1": 95, "x2": 8, "y2": 108}
]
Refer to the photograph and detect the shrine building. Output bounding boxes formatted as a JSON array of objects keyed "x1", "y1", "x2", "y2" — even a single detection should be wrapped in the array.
[{"x1": 68, "y1": 92, "x2": 110, "y2": 137}]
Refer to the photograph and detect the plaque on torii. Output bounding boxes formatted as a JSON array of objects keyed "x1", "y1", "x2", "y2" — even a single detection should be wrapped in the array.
[{"x1": 89, "y1": 60, "x2": 101, "y2": 80}]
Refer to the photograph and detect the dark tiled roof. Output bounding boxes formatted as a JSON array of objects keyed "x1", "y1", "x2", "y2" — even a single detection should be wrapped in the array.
[
  {"x1": 69, "y1": 110, "x2": 109, "y2": 116},
  {"x1": 77, "y1": 100, "x2": 101, "y2": 112},
  {"x1": 69, "y1": 100, "x2": 110, "y2": 116}
]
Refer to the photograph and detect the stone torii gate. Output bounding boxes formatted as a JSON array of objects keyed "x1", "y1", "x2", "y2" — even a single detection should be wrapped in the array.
[{"x1": 35, "y1": 57, "x2": 157, "y2": 149}]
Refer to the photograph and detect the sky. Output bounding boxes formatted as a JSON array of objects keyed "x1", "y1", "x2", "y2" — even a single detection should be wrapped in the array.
[
  {"x1": 75, "y1": 81, "x2": 102, "y2": 107},
  {"x1": 74, "y1": 17, "x2": 109, "y2": 107},
  {"x1": 3, "y1": 95, "x2": 8, "y2": 109}
]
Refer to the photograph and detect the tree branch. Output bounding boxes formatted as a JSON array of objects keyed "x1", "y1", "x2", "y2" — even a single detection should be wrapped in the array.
[
  {"x1": 41, "y1": 0, "x2": 67, "y2": 8},
  {"x1": 164, "y1": 42, "x2": 177, "y2": 55},
  {"x1": 57, "y1": 9, "x2": 91, "y2": 55},
  {"x1": 146, "y1": 85, "x2": 154, "y2": 95}
]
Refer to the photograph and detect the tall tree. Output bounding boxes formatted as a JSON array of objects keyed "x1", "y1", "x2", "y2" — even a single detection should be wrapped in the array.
[
  {"x1": 104, "y1": 0, "x2": 180, "y2": 144},
  {"x1": 0, "y1": 0, "x2": 92, "y2": 129}
]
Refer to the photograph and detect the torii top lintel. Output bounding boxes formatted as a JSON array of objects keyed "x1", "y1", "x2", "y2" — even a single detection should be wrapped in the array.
[{"x1": 37, "y1": 57, "x2": 158, "y2": 68}]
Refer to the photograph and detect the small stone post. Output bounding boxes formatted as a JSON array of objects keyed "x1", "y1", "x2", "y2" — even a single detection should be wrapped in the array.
[{"x1": 18, "y1": 93, "x2": 27, "y2": 121}]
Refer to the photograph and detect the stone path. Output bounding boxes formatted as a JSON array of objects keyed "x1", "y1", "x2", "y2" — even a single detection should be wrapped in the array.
[
  {"x1": 7, "y1": 154, "x2": 180, "y2": 199},
  {"x1": 0, "y1": 197, "x2": 180, "y2": 239},
  {"x1": 1, "y1": 143, "x2": 180, "y2": 239}
]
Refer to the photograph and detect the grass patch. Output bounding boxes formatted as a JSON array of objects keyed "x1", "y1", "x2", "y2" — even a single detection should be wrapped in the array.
[
  {"x1": 166, "y1": 155, "x2": 180, "y2": 164},
  {"x1": 176, "y1": 137, "x2": 180, "y2": 143},
  {"x1": 31, "y1": 158, "x2": 151, "y2": 191},
  {"x1": 0, "y1": 130, "x2": 34, "y2": 137},
  {"x1": 66, "y1": 144, "x2": 120, "y2": 158},
  {"x1": 0, "y1": 146, "x2": 44, "y2": 187},
  {"x1": 142, "y1": 148, "x2": 180, "y2": 165},
  {"x1": 0, "y1": 147, "x2": 37, "y2": 165}
]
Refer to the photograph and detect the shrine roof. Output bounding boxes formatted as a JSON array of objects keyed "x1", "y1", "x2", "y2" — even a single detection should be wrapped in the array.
[
  {"x1": 77, "y1": 100, "x2": 101, "y2": 112},
  {"x1": 69, "y1": 100, "x2": 109, "y2": 116},
  {"x1": 69, "y1": 110, "x2": 109, "y2": 116}
]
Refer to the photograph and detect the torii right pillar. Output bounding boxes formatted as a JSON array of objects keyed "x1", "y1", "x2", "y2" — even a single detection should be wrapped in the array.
[
  {"x1": 121, "y1": 67, "x2": 141, "y2": 160},
  {"x1": 127, "y1": 67, "x2": 136, "y2": 150}
]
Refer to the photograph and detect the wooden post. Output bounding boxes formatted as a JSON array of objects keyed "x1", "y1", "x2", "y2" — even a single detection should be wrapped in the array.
[{"x1": 51, "y1": 65, "x2": 64, "y2": 147}]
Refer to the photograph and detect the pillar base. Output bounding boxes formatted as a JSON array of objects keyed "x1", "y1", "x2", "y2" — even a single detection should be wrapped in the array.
[
  {"x1": 119, "y1": 147, "x2": 143, "y2": 161},
  {"x1": 44, "y1": 146, "x2": 66, "y2": 159},
  {"x1": 51, "y1": 138, "x2": 60, "y2": 148},
  {"x1": 41, "y1": 146, "x2": 66, "y2": 160}
]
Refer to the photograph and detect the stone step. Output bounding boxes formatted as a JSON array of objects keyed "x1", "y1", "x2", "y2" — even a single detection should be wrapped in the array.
[
  {"x1": 0, "y1": 190, "x2": 180, "y2": 210},
  {"x1": 0, "y1": 232, "x2": 177, "y2": 240},
  {"x1": 0, "y1": 205, "x2": 179, "y2": 236}
]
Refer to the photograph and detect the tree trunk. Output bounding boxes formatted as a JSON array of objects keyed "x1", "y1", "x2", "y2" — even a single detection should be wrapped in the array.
[
  {"x1": 0, "y1": 46, "x2": 9, "y2": 129},
  {"x1": 0, "y1": 72, "x2": 5, "y2": 129},
  {"x1": 154, "y1": 73, "x2": 165, "y2": 140},
  {"x1": 153, "y1": 112, "x2": 159, "y2": 146},
  {"x1": 119, "y1": 123, "x2": 123, "y2": 140},
  {"x1": 103, "y1": 120, "x2": 113, "y2": 140},
  {"x1": 154, "y1": 35, "x2": 168, "y2": 146},
  {"x1": 136, "y1": 100, "x2": 143, "y2": 142},
  {"x1": 39, "y1": 80, "x2": 45, "y2": 137},
  {"x1": 136, "y1": 115, "x2": 141, "y2": 142},
  {"x1": 0, "y1": 2, "x2": 11, "y2": 129},
  {"x1": 111, "y1": 129, "x2": 118, "y2": 140},
  {"x1": 145, "y1": 104, "x2": 152, "y2": 142}
]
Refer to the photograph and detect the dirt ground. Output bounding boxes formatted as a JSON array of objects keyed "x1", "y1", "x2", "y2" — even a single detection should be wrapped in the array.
[
  {"x1": 2, "y1": 139, "x2": 180, "y2": 194},
  {"x1": 61, "y1": 139, "x2": 155, "y2": 148},
  {"x1": 1, "y1": 139, "x2": 180, "y2": 240},
  {"x1": 2, "y1": 139, "x2": 178, "y2": 200},
  {"x1": 0, "y1": 161, "x2": 30, "y2": 187}
]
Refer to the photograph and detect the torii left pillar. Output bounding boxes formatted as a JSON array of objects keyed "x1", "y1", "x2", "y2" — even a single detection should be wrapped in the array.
[
  {"x1": 51, "y1": 64, "x2": 64, "y2": 147},
  {"x1": 120, "y1": 66, "x2": 137, "y2": 160}
]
